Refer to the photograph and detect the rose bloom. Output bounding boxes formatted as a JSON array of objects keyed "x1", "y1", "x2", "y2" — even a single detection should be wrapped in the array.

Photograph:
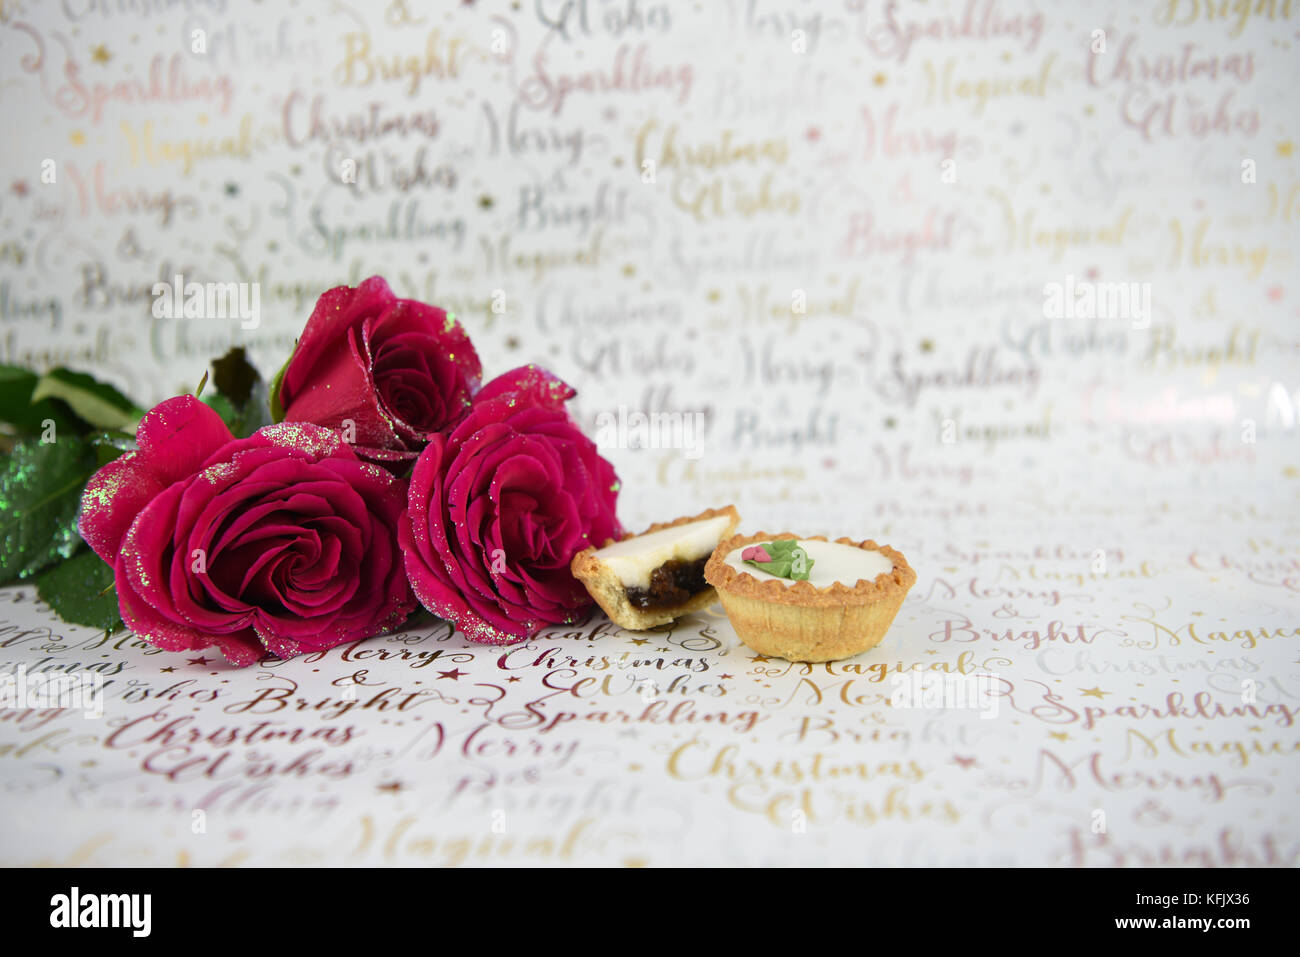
[
  {"x1": 401, "y1": 366, "x2": 622, "y2": 644},
  {"x1": 79, "y1": 395, "x2": 415, "y2": 666},
  {"x1": 276, "y1": 276, "x2": 482, "y2": 461}
]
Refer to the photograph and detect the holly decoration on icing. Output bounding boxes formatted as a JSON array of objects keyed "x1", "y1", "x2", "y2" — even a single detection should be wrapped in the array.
[{"x1": 741, "y1": 540, "x2": 813, "y2": 581}]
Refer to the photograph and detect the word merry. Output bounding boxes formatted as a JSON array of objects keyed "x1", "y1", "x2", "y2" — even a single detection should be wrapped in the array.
[{"x1": 65, "y1": 160, "x2": 197, "y2": 227}]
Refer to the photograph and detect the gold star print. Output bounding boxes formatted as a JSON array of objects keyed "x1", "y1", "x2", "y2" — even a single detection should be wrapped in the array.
[
  {"x1": 1278, "y1": 141, "x2": 1294, "y2": 157},
  {"x1": 69, "y1": 130, "x2": 86, "y2": 146},
  {"x1": 1048, "y1": 731, "x2": 1070, "y2": 741},
  {"x1": 478, "y1": 194, "x2": 494, "y2": 209},
  {"x1": 377, "y1": 781, "x2": 405, "y2": 793},
  {"x1": 622, "y1": 263, "x2": 636, "y2": 277},
  {"x1": 919, "y1": 339, "x2": 934, "y2": 353},
  {"x1": 749, "y1": 653, "x2": 772, "y2": 662},
  {"x1": 1080, "y1": 687, "x2": 1110, "y2": 699},
  {"x1": 91, "y1": 44, "x2": 111, "y2": 65},
  {"x1": 872, "y1": 72, "x2": 887, "y2": 86}
]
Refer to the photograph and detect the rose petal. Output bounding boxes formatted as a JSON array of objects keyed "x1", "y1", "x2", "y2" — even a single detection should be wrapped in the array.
[{"x1": 79, "y1": 395, "x2": 233, "y2": 564}]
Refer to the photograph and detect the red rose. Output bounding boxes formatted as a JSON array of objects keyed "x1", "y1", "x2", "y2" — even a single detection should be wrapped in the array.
[
  {"x1": 401, "y1": 366, "x2": 622, "y2": 644},
  {"x1": 275, "y1": 276, "x2": 482, "y2": 461},
  {"x1": 79, "y1": 395, "x2": 415, "y2": 666}
]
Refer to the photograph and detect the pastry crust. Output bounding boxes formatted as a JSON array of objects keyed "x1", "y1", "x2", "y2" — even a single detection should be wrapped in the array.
[
  {"x1": 570, "y1": 505, "x2": 741, "y2": 630},
  {"x1": 704, "y1": 532, "x2": 917, "y2": 662}
]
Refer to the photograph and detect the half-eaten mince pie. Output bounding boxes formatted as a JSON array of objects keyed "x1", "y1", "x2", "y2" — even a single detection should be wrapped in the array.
[{"x1": 570, "y1": 506, "x2": 741, "y2": 630}]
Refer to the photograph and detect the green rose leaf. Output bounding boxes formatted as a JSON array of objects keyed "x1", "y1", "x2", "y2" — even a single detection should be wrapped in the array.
[
  {"x1": 0, "y1": 364, "x2": 80, "y2": 438},
  {"x1": 202, "y1": 391, "x2": 236, "y2": 425},
  {"x1": 30, "y1": 368, "x2": 143, "y2": 433},
  {"x1": 36, "y1": 547, "x2": 122, "y2": 633},
  {"x1": 202, "y1": 347, "x2": 270, "y2": 439},
  {"x1": 0, "y1": 436, "x2": 99, "y2": 584}
]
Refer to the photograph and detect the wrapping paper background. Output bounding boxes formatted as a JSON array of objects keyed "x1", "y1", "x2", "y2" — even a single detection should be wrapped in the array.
[{"x1": 1, "y1": 0, "x2": 1298, "y2": 865}]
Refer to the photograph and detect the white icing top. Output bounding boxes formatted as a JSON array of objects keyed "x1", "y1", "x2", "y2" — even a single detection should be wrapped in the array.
[
  {"x1": 593, "y1": 514, "x2": 733, "y2": 588},
  {"x1": 724, "y1": 540, "x2": 893, "y2": 588}
]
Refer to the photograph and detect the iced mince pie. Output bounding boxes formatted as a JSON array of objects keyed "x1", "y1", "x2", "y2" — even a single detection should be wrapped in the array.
[
  {"x1": 571, "y1": 506, "x2": 740, "y2": 630},
  {"x1": 703, "y1": 532, "x2": 916, "y2": 662}
]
